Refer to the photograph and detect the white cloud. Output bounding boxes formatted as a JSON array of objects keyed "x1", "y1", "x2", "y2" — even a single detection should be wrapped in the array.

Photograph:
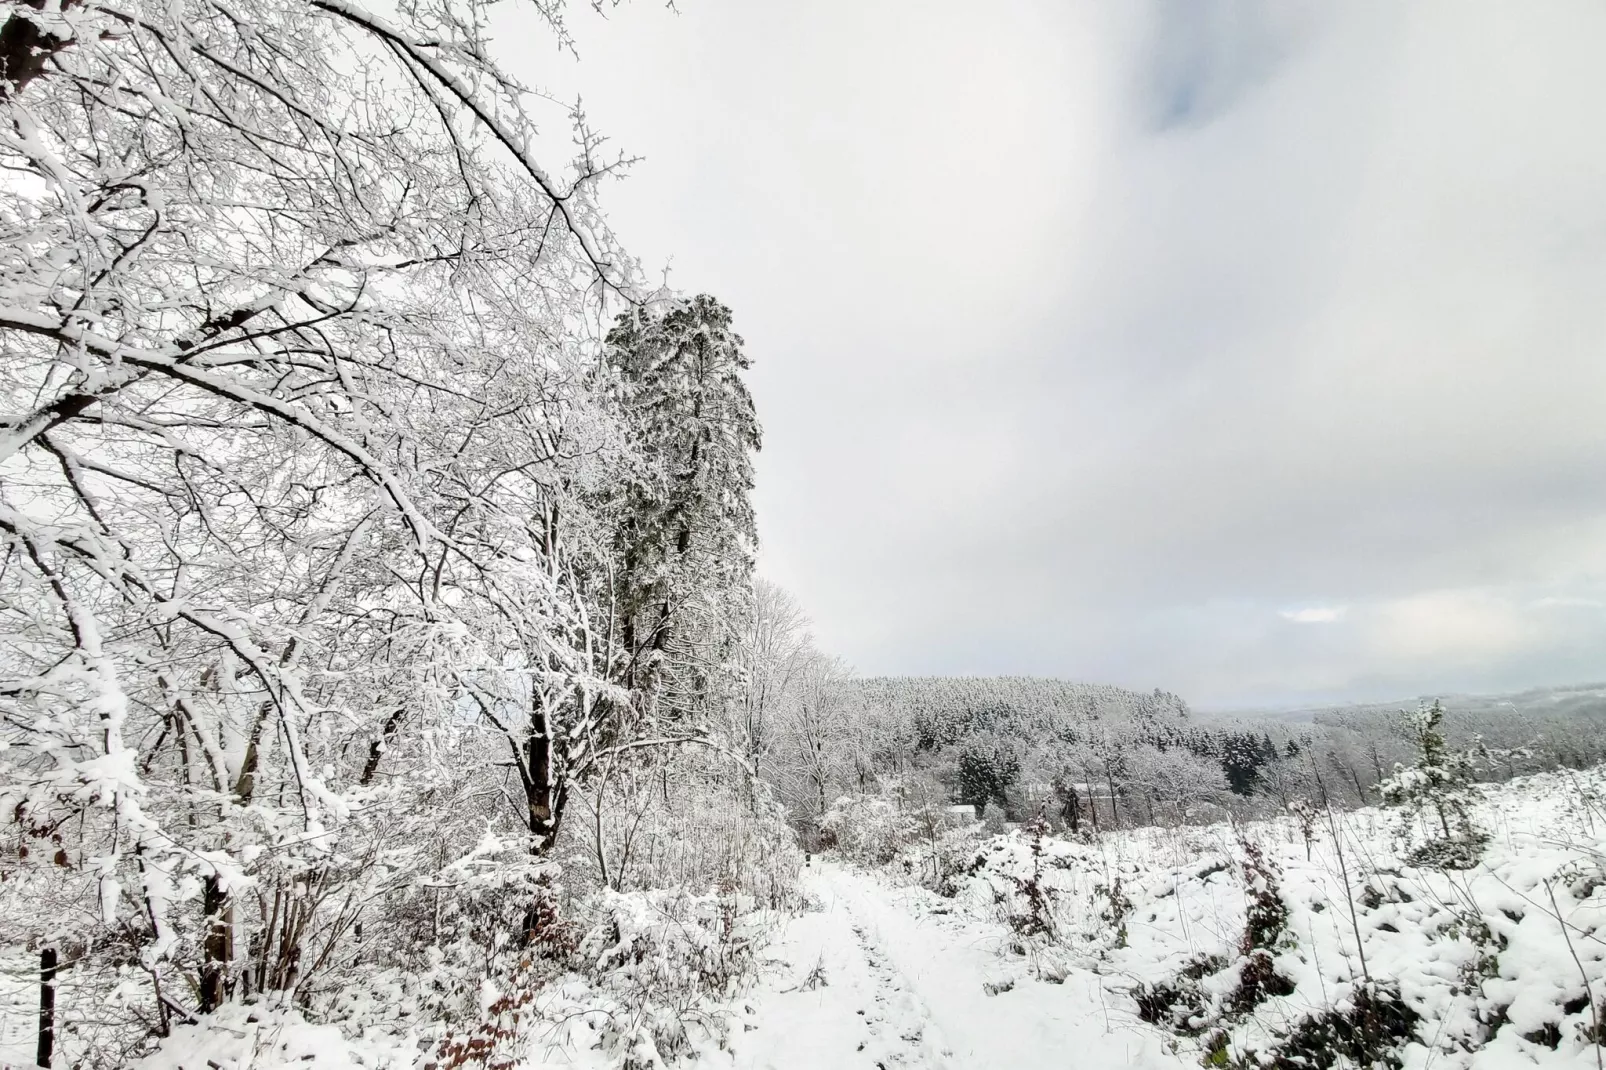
[
  {"x1": 1280, "y1": 607, "x2": 1345, "y2": 624},
  {"x1": 1531, "y1": 596, "x2": 1606, "y2": 611},
  {"x1": 1364, "y1": 590, "x2": 1542, "y2": 664}
]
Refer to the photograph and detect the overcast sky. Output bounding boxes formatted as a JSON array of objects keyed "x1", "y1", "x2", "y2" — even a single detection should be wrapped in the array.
[{"x1": 505, "y1": 0, "x2": 1606, "y2": 709}]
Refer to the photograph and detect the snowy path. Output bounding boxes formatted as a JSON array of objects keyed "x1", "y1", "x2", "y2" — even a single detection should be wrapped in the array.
[{"x1": 728, "y1": 863, "x2": 1178, "y2": 1070}]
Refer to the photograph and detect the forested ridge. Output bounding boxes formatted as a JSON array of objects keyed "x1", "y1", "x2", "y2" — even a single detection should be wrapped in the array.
[{"x1": 810, "y1": 676, "x2": 1606, "y2": 839}]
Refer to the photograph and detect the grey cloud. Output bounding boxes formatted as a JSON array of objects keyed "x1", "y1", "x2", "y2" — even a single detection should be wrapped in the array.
[{"x1": 501, "y1": 0, "x2": 1606, "y2": 707}]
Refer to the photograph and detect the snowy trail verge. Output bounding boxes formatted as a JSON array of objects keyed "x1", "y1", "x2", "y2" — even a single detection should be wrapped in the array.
[{"x1": 726, "y1": 862, "x2": 1177, "y2": 1070}]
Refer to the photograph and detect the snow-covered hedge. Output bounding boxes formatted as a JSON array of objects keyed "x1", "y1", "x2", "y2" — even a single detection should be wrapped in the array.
[
  {"x1": 819, "y1": 780, "x2": 978, "y2": 869},
  {"x1": 120, "y1": 881, "x2": 783, "y2": 1070}
]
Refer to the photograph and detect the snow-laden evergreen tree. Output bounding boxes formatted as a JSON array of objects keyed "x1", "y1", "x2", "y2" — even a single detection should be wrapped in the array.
[
  {"x1": 605, "y1": 295, "x2": 762, "y2": 724},
  {"x1": 955, "y1": 736, "x2": 1022, "y2": 817},
  {"x1": 1380, "y1": 700, "x2": 1487, "y2": 869}
]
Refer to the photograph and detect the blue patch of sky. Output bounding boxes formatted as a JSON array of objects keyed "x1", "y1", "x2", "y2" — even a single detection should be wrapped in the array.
[{"x1": 1145, "y1": 0, "x2": 1301, "y2": 131}]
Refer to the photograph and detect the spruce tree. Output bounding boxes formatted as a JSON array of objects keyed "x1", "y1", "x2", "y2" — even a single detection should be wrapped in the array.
[
  {"x1": 604, "y1": 295, "x2": 762, "y2": 723},
  {"x1": 1380, "y1": 700, "x2": 1486, "y2": 869}
]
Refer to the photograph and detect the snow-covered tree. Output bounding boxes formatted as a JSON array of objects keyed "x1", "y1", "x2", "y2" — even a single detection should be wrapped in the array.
[
  {"x1": 779, "y1": 653, "x2": 855, "y2": 824},
  {"x1": 0, "y1": 0, "x2": 743, "y2": 1036},
  {"x1": 955, "y1": 735, "x2": 1023, "y2": 818},
  {"x1": 728, "y1": 578, "x2": 812, "y2": 771},
  {"x1": 605, "y1": 295, "x2": 762, "y2": 724},
  {"x1": 1380, "y1": 700, "x2": 1487, "y2": 868},
  {"x1": 1125, "y1": 744, "x2": 1231, "y2": 826}
]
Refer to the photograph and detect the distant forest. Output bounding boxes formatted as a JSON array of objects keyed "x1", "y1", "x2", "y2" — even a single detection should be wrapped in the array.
[{"x1": 804, "y1": 676, "x2": 1606, "y2": 835}]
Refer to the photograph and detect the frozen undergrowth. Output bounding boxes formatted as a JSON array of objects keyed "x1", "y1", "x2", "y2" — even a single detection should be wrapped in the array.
[
  {"x1": 923, "y1": 768, "x2": 1606, "y2": 1069},
  {"x1": 0, "y1": 886, "x2": 788, "y2": 1070}
]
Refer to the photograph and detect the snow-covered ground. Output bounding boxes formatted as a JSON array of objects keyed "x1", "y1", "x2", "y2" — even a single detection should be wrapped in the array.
[
  {"x1": 726, "y1": 768, "x2": 1606, "y2": 1070},
  {"x1": 18, "y1": 769, "x2": 1606, "y2": 1069},
  {"x1": 724, "y1": 862, "x2": 1174, "y2": 1070}
]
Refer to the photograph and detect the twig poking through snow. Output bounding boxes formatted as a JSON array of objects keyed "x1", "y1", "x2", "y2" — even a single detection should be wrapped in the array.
[{"x1": 1546, "y1": 878, "x2": 1603, "y2": 1070}]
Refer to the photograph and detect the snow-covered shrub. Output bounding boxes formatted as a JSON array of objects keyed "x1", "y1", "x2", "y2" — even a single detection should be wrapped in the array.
[
  {"x1": 582, "y1": 889, "x2": 760, "y2": 1002},
  {"x1": 1001, "y1": 818, "x2": 1059, "y2": 943},
  {"x1": 1380, "y1": 700, "x2": 1488, "y2": 869},
  {"x1": 880, "y1": 767, "x2": 1606, "y2": 1070},
  {"x1": 819, "y1": 793, "x2": 915, "y2": 866},
  {"x1": 1233, "y1": 983, "x2": 1421, "y2": 1070},
  {"x1": 979, "y1": 802, "x2": 1009, "y2": 835},
  {"x1": 425, "y1": 957, "x2": 552, "y2": 1070},
  {"x1": 565, "y1": 756, "x2": 803, "y2": 909},
  {"x1": 132, "y1": 1003, "x2": 417, "y2": 1070},
  {"x1": 0, "y1": 838, "x2": 167, "y2": 1068},
  {"x1": 1093, "y1": 875, "x2": 1134, "y2": 951},
  {"x1": 568, "y1": 887, "x2": 770, "y2": 1064},
  {"x1": 1288, "y1": 799, "x2": 1319, "y2": 860},
  {"x1": 302, "y1": 829, "x2": 576, "y2": 1037},
  {"x1": 394, "y1": 880, "x2": 776, "y2": 1070},
  {"x1": 820, "y1": 784, "x2": 952, "y2": 867},
  {"x1": 1135, "y1": 953, "x2": 1231, "y2": 1035},
  {"x1": 1134, "y1": 834, "x2": 1295, "y2": 1036},
  {"x1": 143, "y1": 886, "x2": 771, "y2": 1070},
  {"x1": 820, "y1": 780, "x2": 985, "y2": 897},
  {"x1": 1227, "y1": 835, "x2": 1295, "y2": 1014},
  {"x1": 911, "y1": 822, "x2": 989, "y2": 898},
  {"x1": 440, "y1": 837, "x2": 575, "y2": 957},
  {"x1": 1441, "y1": 906, "x2": 1502, "y2": 993}
]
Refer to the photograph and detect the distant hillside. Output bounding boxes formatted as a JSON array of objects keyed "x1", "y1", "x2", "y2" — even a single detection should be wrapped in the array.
[
  {"x1": 846, "y1": 675, "x2": 1191, "y2": 750},
  {"x1": 841, "y1": 677, "x2": 1606, "y2": 818},
  {"x1": 1202, "y1": 681, "x2": 1606, "y2": 726}
]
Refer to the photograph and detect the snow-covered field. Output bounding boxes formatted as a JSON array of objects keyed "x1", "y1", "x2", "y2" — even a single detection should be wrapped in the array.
[
  {"x1": 12, "y1": 769, "x2": 1606, "y2": 1069},
  {"x1": 726, "y1": 767, "x2": 1606, "y2": 1070},
  {"x1": 760, "y1": 768, "x2": 1606, "y2": 1070}
]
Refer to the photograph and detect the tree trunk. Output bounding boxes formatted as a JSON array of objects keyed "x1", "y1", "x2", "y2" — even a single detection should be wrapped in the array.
[
  {"x1": 200, "y1": 875, "x2": 233, "y2": 1011},
  {"x1": 524, "y1": 691, "x2": 563, "y2": 853},
  {"x1": 359, "y1": 707, "x2": 405, "y2": 786},
  {"x1": 519, "y1": 696, "x2": 566, "y2": 942},
  {"x1": 641, "y1": 600, "x2": 672, "y2": 721},
  {"x1": 36, "y1": 946, "x2": 56, "y2": 1068}
]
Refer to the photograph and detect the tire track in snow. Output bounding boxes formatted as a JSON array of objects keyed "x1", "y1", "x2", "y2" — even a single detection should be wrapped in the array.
[
  {"x1": 734, "y1": 862, "x2": 1176, "y2": 1070},
  {"x1": 815, "y1": 864, "x2": 1179, "y2": 1070},
  {"x1": 846, "y1": 918, "x2": 955, "y2": 1068},
  {"x1": 731, "y1": 864, "x2": 954, "y2": 1070}
]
